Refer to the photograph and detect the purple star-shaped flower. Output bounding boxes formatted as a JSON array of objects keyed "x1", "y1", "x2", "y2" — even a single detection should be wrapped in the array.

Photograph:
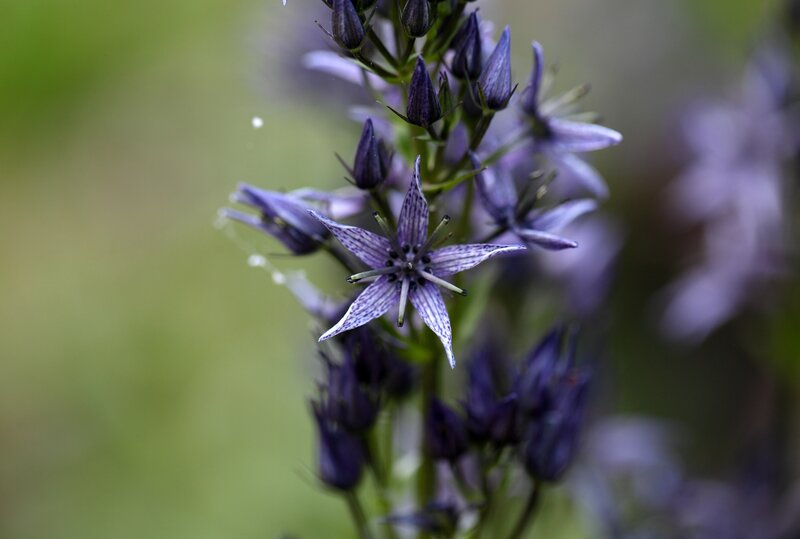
[
  {"x1": 521, "y1": 42, "x2": 622, "y2": 198},
  {"x1": 309, "y1": 157, "x2": 525, "y2": 368}
]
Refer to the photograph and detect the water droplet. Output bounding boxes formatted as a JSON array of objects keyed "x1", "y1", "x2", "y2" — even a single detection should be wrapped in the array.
[
  {"x1": 272, "y1": 271, "x2": 286, "y2": 285},
  {"x1": 248, "y1": 254, "x2": 267, "y2": 267},
  {"x1": 251, "y1": 116, "x2": 264, "y2": 129}
]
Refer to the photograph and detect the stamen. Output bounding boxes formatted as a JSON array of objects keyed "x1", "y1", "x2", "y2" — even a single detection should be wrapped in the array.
[
  {"x1": 418, "y1": 270, "x2": 467, "y2": 296},
  {"x1": 347, "y1": 266, "x2": 399, "y2": 283},
  {"x1": 372, "y1": 212, "x2": 403, "y2": 252},
  {"x1": 397, "y1": 278, "x2": 410, "y2": 327},
  {"x1": 414, "y1": 215, "x2": 451, "y2": 261}
]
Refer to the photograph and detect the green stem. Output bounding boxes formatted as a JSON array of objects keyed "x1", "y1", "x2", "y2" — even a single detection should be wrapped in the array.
[
  {"x1": 345, "y1": 491, "x2": 375, "y2": 539},
  {"x1": 506, "y1": 482, "x2": 540, "y2": 539},
  {"x1": 367, "y1": 27, "x2": 399, "y2": 68},
  {"x1": 416, "y1": 352, "x2": 440, "y2": 538}
]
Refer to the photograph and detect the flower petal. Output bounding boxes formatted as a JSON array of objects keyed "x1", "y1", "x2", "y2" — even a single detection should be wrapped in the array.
[
  {"x1": 319, "y1": 276, "x2": 399, "y2": 341},
  {"x1": 308, "y1": 210, "x2": 393, "y2": 269},
  {"x1": 528, "y1": 199, "x2": 597, "y2": 232},
  {"x1": 396, "y1": 156, "x2": 429, "y2": 249},
  {"x1": 521, "y1": 41, "x2": 545, "y2": 116},
  {"x1": 549, "y1": 118, "x2": 623, "y2": 153},
  {"x1": 234, "y1": 185, "x2": 330, "y2": 239},
  {"x1": 512, "y1": 224, "x2": 579, "y2": 250},
  {"x1": 429, "y1": 244, "x2": 526, "y2": 276},
  {"x1": 547, "y1": 152, "x2": 609, "y2": 199},
  {"x1": 409, "y1": 284, "x2": 455, "y2": 368},
  {"x1": 471, "y1": 154, "x2": 517, "y2": 223}
]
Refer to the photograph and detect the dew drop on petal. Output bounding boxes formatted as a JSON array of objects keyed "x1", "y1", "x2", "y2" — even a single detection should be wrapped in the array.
[
  {"x1": 251, "y1": 116, "x2": 264, "y2": 129},
  {"x1": 248, "y1": 254, "x2": 267, "y2": 267}
]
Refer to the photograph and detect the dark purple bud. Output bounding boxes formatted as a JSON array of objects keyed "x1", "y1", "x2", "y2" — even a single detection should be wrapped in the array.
[
  {"x1": 425, "y1": 398, "x2": 468, "y2": 461},
  {"x1": 515, "y1": 325, "x2": 565, "y2": 415},
  {"x1": 477, "y1": 26, "x2": 512, "y2": 110},
  {"x1": 488, "y1": 395, "x2": 520, "y2": 445},
  {"x1": 384, "y1": 356, "x2": 417, "y2": 400},
  {"x1": 313, "y1": 405, "x2": 365, "y2": 490},
  {"x1": 385, "y1": 501, "x2": 459, "y2": 535},
  {"x1": 407, "y1": 58, "x2": 442, "y2": 127},
  {"x1": 223, "y1": 185, "x2": 329, "y2": 255},
  {"x1": 522, "y1": 372, "x2": 589, "y2": 482},
  {"x1": 332, "y1": 0, "x2": 365, "y2": 51},
  {"x1": 451, "y1": 12, "x2": 482, "y2": 80},
  {"x1": 401, "y1": 0, "x2": 433, "y2": 37},
  {"x1": 353, "y1": 119, "x2": 390, "y2": 189},
  {"x1": 323, "y1": 356, "x2": 379, "y2": 433}
]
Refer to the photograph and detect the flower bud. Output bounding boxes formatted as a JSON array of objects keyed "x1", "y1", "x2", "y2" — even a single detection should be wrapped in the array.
[
  {"x1": 313, "y1": 405, "x2": 365, "y2": 490},
  {"x1": 332, "y1": 0, "x2": 365, "y2": 51},
  {"x1": 451, "y1": 12, "x2": 482, "y2": 80},
  {"x1": 401, "y1": 0, "x2": 433, "y2": 38},
  {"x1": 323, "y1": 357, "x2": 379, "y2": 433},
  {"x1": 425, "y1": 398, "x2": 468, "y2": 461},
  {"x1": 522, "y1": 373, "x2": 589, "y2": 482},
  {"x1": 352, "y1": 119, "x2": 390, "y2": 189},
  {"x1": 477, "y1": 26, "x2": 513, "y2": 110},
  {"x1": 407, "y1": 58, "x2": 442, "y2": 127}
]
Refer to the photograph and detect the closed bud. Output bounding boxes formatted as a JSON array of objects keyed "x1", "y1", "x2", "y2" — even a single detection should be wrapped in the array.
[
  {"x1": 401, "y1": 0, "x2": 433, "y2": 38},
  {"x1": 425, "y1": 398, "x2": 468, "y2": 461},
  {"x1": 323, "y1": 357, "x2": 379, "y2": 433},
  {"x1": 313, "y1": 405, "x2": 365, "y2": 490},
  {"x1": 352, "y1": 119, "x2": 390, "y2": 189},
  {"x1": 332, "y1": 0, "x2": 365, "y2": 51},
  {"x1": 451, "y1": 12, "x2": 482, "y2": 80},
  {"x1": 522, "y1": 373, "x2": 589, "y2": 482},
  {"x1": 477, "y1": 26, "x2": 513, "y2": 110},
  {"x1": 407, "y1": 58, "x2": 442, "y2": 127}
]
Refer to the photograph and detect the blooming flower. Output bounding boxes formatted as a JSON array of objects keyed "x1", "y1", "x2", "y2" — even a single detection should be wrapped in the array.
[
  {"x1": 222, "y1": 184, "x2": 331, "y2": 254},
  {"x1": 472, "y1": 154, "x2": 598, "y2": 250},
  {"x1": 521, "y1": 42, "x2": 622, "y2": 198},
  {"x1": 309, "y1": 157, "x2": 525, "y2": 367}
]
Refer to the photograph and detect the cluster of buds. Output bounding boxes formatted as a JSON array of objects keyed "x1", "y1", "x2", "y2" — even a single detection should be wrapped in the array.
[{"x1": 222, "y1": 0, "x2": 622, "y2": 536}]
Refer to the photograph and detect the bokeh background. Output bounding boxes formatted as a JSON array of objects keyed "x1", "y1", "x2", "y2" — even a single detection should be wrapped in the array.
[{"x1": 1, "y1": 0, "x2": 797, "y2": 538}]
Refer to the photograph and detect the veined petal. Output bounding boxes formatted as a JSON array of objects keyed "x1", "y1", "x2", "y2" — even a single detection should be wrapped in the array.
[
  {"x1": 302, "y1": 50, "x2": 388, "y2": 91},
  {"x1": 528, "y1": 199, "x2": 597, "y2": 232},
  {"x1": 512, "y1": 224, "x2": 579, "y2": 250},
  {"x1": 409, "y1": 284, "x2": 455, "y2": 368},
  {"x1": 549, "y1": 118, "x2": 623, "y2": 152},
  {"x1": 429, "y1": 244, "x2": 526, "y2": 276},
  {"x1": 397, "y1": 156, "x2": 430, "y2": 249},
  {"x1": 319, "y1": 276, "x2": 399, "y2": 341},
  {"x1": 309, "y1": 210, "x2": 392, "y2": 268},
  {"x1": 547, "y1": 152, "x2": 609, "y2": 199}
]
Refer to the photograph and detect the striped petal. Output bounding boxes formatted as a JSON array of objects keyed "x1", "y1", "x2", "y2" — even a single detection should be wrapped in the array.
[
  {"x1": 396, "y1": 157, "x2": 429, "y2": 249},
  {"x1": 409, "y1": 284, "x2": 455, "y2": 368},
  {"x1": 428, "y1": 244, "x2": 526, "y2": 276},
  {"x1": 319, "y1": 276, "x2": 399, "y2": 341},
  {"x1": 309, "y1": 210, "x2": 392, "y2": 269}
]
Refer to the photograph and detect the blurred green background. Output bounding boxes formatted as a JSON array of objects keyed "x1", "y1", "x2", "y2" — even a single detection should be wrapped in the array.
[{"x1": 0, "y1": 0, "x2": 789, "y2": 537}]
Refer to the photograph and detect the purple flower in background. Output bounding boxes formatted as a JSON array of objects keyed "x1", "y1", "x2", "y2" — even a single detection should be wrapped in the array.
[
  {"x1": 660, "y1": 49, "x2": 793, "y2": 342},
  {"x1": 309, "y1": 157, "x2": 525, "y2": 368},
  {"x1": 425, "y1": 398, "x2": 469, "y2": 462},
  {"x1": 222, "y1": 184, "x2": 331, "y2": 254},
  {"x1": 521, "y1": 42, "x2": 622, "y2": 198},
  {"x1": 312, "y1": 403, "x2": 365, "y2": 491},
  {"x1": 472, "y1": 154, "x2": 597, "y2": 250}
]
